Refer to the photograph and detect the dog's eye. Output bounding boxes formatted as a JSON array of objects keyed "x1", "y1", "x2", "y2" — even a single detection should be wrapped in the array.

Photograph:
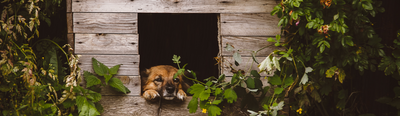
[
  {"x1": 173, "y1": 78, "x2": 179, "y2": 82},
  {"x1": 154, "y1": 78, "x2": 163, "y2": 82}
]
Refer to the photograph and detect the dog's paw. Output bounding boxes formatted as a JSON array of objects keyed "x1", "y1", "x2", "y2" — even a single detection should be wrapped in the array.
[
  {"x1": 177, "y1": 89, "x2": 187, "y2": 100},
  {"x1": 143, "y1": 90, "x2": 160, "y2": 100}
]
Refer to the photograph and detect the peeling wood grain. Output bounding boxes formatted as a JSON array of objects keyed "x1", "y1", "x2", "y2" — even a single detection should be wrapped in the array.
[
  {"x1": 222, "y1": 36, "x2": 285, "y2": 56},
  {"x1": 73, "y1": 13, "x2": 137, "y2": 33},
  {"x1": 221, "y1": 13, "x2": 280, "y2": 36},
  {"x1": 67, "y1": 34, "x2": 74, "y2": 49},
  {"x1": 72, "y1": 0, "x2": 277, "y2": 13},
  {"x1": 78, "y1": 55, "x2": 139, "y2": 76},
  {"x1": 100, "y1": 96, "x2": 206, "y2": 116},
  {"x1": 67, "y1": 13, "x2": 73, "y2": 33},
  {"x1": 75, "y1": 34, "x2": 138, "y2": 54},
  {"x1": 67, "y1": 0, "x2": 72, "y2": 12},
  {"x1": 100, "y1": 76, "x2": 141, "y2": 96},
  {"x1": 221, "y1": 56, "x2": 272, "y2": 77}
]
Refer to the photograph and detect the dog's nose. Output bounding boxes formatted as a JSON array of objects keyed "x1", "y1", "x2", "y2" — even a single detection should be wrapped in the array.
[{"x1": 166, "y1": 86, "x2": 175, "y2": 93}]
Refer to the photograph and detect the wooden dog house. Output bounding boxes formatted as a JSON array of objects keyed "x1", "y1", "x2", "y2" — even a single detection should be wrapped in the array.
[{"x1": 66, "y1": 0, "x2": 281, "y2": 115}]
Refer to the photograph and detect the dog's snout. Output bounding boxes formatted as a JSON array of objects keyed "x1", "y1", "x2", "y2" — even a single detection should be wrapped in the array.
[{"x1": 166, "y1": 86, "x2": 175, "y2": 93}]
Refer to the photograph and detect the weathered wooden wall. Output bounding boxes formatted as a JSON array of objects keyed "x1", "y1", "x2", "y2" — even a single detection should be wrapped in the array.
[{"x1": 68, "y1": 0, "x2": 281, "y2": 115}]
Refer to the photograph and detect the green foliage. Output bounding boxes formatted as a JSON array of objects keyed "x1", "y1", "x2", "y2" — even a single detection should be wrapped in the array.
[
  {"x1": 267, "y1": 0, "x2": 400, "y2": 115},
  {"x1": 85, "y1": 58, "x2": 130, "y2": 94}
]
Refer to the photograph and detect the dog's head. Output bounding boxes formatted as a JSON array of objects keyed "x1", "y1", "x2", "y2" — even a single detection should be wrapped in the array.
[{"x1": 142, "y1": 65, "x2": 188, "y2": 100}]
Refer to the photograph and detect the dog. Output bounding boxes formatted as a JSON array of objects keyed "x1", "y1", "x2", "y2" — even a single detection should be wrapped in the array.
[{"x1": 141, "y1": 65, "x2": 189, "y2": 101}]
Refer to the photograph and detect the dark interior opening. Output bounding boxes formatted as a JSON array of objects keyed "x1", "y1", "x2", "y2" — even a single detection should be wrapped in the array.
[{"x1": 138, "y1": 13, "x2": 219, "y2": 81}]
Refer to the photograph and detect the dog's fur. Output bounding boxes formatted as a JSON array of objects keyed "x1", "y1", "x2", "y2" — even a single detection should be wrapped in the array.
[{"x1": 141, "y1": 65, "x2": 189, "y2": 101}]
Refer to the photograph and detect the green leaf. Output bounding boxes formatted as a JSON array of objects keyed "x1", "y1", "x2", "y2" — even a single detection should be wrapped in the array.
[
  {"x1": 246, "y1": 78, "x2": 256, "y2": 89},
  {"x1": 199, "y1": 89, "x2": 211, "y2": 101},
  {"x1": 211, "y1": 100, "x2": 222, "y2": 105},
  {"x1": 172, "y1": 55, "x2": 181, "y2": 64},
  {"x1": 189, "y1": 84, "x2": 205, "y2": 98},
  {"x1": 109, "y1": 64, "x2": 120, "y2": 75},
  {"x1": 63, "y1": 99, "x2": 75, "y2": 108},
  {"x1": 362, "y1": 2, "x2": 373, "y2": 10},
  {"x1": 269, "y1": 75, "x2": 282, "y2": 85},
  {"x1": 320, "y1": 44, "x2": 325, "y2": 53},
  {"x1": 215, "y1": 88, "x2": 222, "y2": 96},
  {"x1": 76, "y1": 96, "x2": 100, "y2": 116},
  {"x1": 267, "y1": 37, "x2": 276, "y2": 42},
  {"x1": 274, "y1": 87, "x2": 284, "y2": 95},
  {"x1": 224, "y1": 88, "x2": 237, "y2": 103},
  {"x1": 109, "y1": 78, "x2": 128, "y2": 94},
  {"x1": 334, "y1": 13, "x2": 339, "y2": 20},
  {"x1": 306, "y1": 22, "x2": 314, "y2": 29},
  {"x1": 187, "y1": 98, "x2": 198, "y2": 113},
  {"x1": 251, "y1": 70, "x2": 260, "y2": 79},
  {"x1": 254, "y1": 78, "x2": 263, "y2": 90},
  {"x1": 208, "y1": 105, "x2": 222, "y2": 116},
  {"x1": 205, "y1": 81, "x2": 213, "y2": 87},
  {"x1": 392, "y1": 49, "x2": 400, "y2": 58},
  {"x1": 84, "y1": 71, "x2": 101, "y2": 88},
  {"x1": 284, "y1": 76, "x2": 294, "y2": 87},
  {"x1": 92, "y1": 58, "x2": 108, "y2": 76},
  {"x1": 275, "y1": 43, "x2": 280, "y2": 46},
  {"x1": 231, "y1": 73, "x2": 240, "y2": 84},
  {"x1": 326, "y1": 66, "x2": 338, "y2": 78},
  {"x1": 316, "y1": 11, "x2": 323, "y2": 18},
  {"x1": 338, "y1": 69, "x2": 346, "y2": 83},
  {"x1": 94, "y1": 102, "x2": 104, "y2": 114},
  {"x1": 104, "y1": 74, "x2": 112, "y2": 84},
  {"x1": 293, "y1": 1, "x2": 300, "y2": 7},
  {"x1": 217, "y1": 74, "x2": 226, "y2": 83},
  {"x1": 87, "y1": 90, "x2": 102, "y2": 102},
  {"x1": 278, "y1": 18, "x2": 285, "y2": 26}
]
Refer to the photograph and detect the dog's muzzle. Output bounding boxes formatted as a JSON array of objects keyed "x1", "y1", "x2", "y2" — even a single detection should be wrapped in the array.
[{"x1": 163, "y1": 85, "x2": 176, "y2": 100}]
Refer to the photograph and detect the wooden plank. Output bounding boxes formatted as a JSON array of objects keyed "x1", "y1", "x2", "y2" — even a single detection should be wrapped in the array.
[
  {"x1": 100, "y1": 76, "x2": 141, "y2": 96},
  {"x1": 222, "y1": 36, "x2": 284, "y2": 56},
  {"x1": 78, "y1": 55, "x2": 139, "y2": 75},
  {"x1": 67, "y1": 13, "x2": 73, "y2": 33},
  {"x1": 72, "y1": 0, "x2": 277, "y2": 13},
  {"x1": 100, "y1": 96, "x2": 206, "y2": 116},
  {"x1": 73, "y1": 13, "x2": 137, "y2": 33},
  {"x1": 67, "y1": 33, "x2": 74, "y2": 50},
  {"x1": 75, "y1": 34, "x2": 138, "y2": 54},
  {"x1": 221, "y1": 56, "x2": 272, "y2": 77},
  {"x1": 66, "y1": 0, "x2": 72, "y2": 12},
  {"x1": 221, "y1": 13, "x2": 280, "y2": 36}
]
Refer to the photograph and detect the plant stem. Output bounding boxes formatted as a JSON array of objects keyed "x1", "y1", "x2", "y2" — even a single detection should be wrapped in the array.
[
  {"x1": 32, "y1": 39, "x2": 69, "y2": 64},
  {"x1": 183, "y1": 75, "x2": 205, "y2": 85}
]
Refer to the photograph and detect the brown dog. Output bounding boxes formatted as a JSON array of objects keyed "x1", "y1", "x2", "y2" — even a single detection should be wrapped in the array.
[{"x1": 141, "y1": 65, "x2": 189, "y2": 101}]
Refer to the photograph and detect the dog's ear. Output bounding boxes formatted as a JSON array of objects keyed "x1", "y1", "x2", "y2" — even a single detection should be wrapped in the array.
[
  {"x1": 140, "y1": 69, "x2": 151, "y2": 77},
  {"x1": 140, "y1": 69, "x2": 151, "y2": 85}
]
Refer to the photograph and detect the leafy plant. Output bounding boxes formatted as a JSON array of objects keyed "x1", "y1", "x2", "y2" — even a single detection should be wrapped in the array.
[
  {"x1": 176, "y1": 48, "x2": 291, "y2": 116},
  {"x1": 265, "y1": 0, "x2": 394, "y2": 115},
  {"x1": 85, "y1": 58, "x2": 130, "y2": 94}
]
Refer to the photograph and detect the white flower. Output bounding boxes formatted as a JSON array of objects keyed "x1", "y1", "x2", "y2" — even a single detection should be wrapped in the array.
[
  {"x1": 258, "y1": 56, "x2": 272, "y2": 72},
  {"x1": 272, "y1": 57, "x2": 281, "y2": 71}
]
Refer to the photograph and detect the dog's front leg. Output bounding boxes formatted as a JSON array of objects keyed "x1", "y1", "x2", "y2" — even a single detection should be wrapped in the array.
[
  {"x1": 177, "y1": 89, "x2": 187, "y2": 100},
  {"x1": 143, "y1": 90, "x2": 160, "y2": 100}
]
